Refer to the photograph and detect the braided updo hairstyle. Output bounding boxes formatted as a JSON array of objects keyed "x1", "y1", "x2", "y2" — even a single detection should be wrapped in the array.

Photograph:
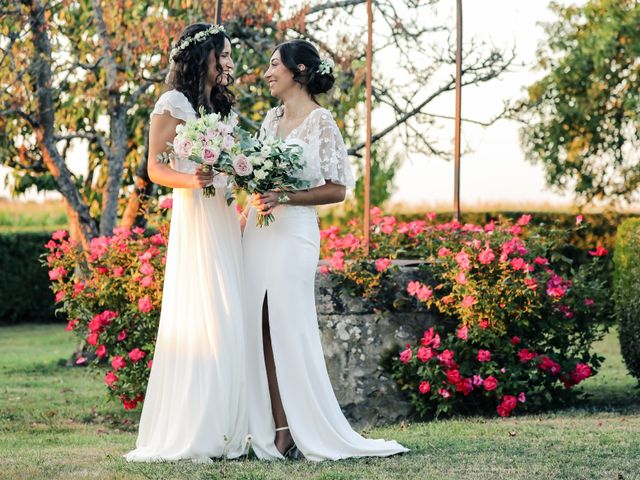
[
  {"x1": 274, "y1": 39, "x2": 335, "y2": 101},
  {"x1": 168, "y1": 23, "x2": 234, "y2": 117}
]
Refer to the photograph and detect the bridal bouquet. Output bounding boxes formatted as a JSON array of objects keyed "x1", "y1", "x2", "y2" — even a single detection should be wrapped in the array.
[
  {"x1": 159, "y1": 107, "x2": 239, "y2": 197},
  {"x1": 217, "y1": 132, "x2": 310, "y2": 227}
]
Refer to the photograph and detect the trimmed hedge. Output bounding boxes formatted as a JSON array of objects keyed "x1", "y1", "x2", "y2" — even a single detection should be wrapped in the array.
[
  {"x1": 0, "y1": 230, "x2": 59, "y2": 324},
  {"x1": 614, "y1": 218, "x2": 640, "y2": 383}
]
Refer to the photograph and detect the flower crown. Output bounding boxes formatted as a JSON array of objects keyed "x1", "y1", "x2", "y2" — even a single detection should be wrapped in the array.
[
  {"x1": 169, "y1": 24, "x2": 225, "y2": 63},
  {"x1": 317, "y1": 57, "x2": 335, "y2": 75}
]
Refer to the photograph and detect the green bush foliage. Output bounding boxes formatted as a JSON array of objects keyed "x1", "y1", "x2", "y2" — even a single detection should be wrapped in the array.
[
  {"x1": 613, "y1": 218, "x2": 640, "y2": 383},
  {"x1": 321, "y1": 208, "x2": 614, "y2": 417},
  {"x1": 0, "y1": 231, "x2": 58, "y2": 324}
]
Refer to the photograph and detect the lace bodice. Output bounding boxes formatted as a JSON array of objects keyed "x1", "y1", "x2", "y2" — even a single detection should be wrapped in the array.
[
  {"x1": 259, "y1": 107, "x2": 356, "y2": 189},
  {"x1": 151, "y1": 90, "x2": 228, "y2": 188}
]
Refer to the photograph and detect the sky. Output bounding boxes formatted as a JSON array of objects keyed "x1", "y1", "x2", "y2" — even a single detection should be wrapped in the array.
[
  {"x1": 377, "y1": 0, "x2": 587, "y2": 209},
  {"x1": 2, "y1": 0, "x2": 594, "y2": 209}
]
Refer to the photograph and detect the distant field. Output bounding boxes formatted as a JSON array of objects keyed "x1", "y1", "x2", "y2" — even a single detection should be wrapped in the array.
[
  {"x1": 0, "y1": 199, "x2": 67, "y2": 229},
  {"x1": 2, "y1": 197, "x2": 638, "y2": 232}
]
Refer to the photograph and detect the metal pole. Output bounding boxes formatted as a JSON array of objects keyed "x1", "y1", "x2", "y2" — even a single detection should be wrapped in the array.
[
  {"x1": 453, "y1": 0, "x2": 462, "y2": 222},
  {"x1": 215, "y1": 0, "x2": 223, "y2": 24},
  {"x1": 363, "y1": 0, "x2": 373, "y2": 253}
]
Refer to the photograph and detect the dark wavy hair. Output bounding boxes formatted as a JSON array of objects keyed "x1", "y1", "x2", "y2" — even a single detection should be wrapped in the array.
[
  {"x1": 168, "y1": 23, "x2": 234, "y2": 117},
  {"x1": 273, "y1": 39, "x2": 335, "y2": 101}
]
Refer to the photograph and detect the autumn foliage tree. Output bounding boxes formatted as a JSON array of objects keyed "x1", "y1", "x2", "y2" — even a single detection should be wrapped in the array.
[{"x1": 1, "y1": 0, "x2": 513, "y2": 246}]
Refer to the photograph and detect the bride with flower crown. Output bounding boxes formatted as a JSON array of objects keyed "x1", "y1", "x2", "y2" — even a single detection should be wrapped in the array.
[{"x1": 124, "y1": 23, "x2": 248, "y2": 463}]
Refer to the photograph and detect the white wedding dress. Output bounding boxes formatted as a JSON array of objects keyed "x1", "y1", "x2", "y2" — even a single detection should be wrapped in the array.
[
  {"x1": 242, "y1": 107, "x2": 408, "y2": 461},
  {"x1": 125, "y1": 90, "x2": 248, "y2": 463}
]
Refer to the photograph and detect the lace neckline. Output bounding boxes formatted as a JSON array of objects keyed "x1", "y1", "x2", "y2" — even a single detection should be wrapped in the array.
[{"x1": 273, "y1": 107, "x2": 326, "y2": 141}]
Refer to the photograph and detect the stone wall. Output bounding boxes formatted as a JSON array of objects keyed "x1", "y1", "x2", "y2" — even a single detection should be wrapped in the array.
[{"x1": 315, "y1": 265, "x2": 436, "y2": 429}]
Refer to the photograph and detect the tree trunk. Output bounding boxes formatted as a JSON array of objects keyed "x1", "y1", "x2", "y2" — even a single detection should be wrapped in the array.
[{"x1": 29, "y1": 0, "x2": 98, "y2": 249}]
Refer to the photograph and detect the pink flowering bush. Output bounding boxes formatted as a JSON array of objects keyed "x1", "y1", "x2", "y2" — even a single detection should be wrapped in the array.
[
  {"x1": 44, "y1": 220, "x2": 169, "y2": 410},
  {"x1": 321, "y1": 207, "x2": 612, "y2": 417}
]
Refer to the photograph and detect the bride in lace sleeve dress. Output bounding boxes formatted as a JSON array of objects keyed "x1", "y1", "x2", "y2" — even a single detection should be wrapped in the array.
[
  {"x1": 124, "y1": 23, "x2": 248, "y2": 463},
  {"x1": 242, "y1": 39, "x2": 408, "y2": 461}
]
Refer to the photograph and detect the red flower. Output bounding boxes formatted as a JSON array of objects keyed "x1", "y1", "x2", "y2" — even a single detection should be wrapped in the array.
[
  {"x1": 497, "y1": 405, "x2": 510, "y2": 417},
  {"x1": 417, "y1": 346, "x2": 434, "y2": 362},
  {"x1": 111, "y1": 356, "x2": 126, "y2": 370},
  {"x1": 438, "y1": 388, "x2": 451, "y2": 398},
  {"x1": 48, "y1": 267, "x2": 68, "y2": 281},
  {"x1": 502, "y1": 394, "x2": 517, "y2": 411},
  {"x1": 117, "y1": 330, "x2": 127, "y2": 341},
  {"x1": 129, "y1": 348, "x2": 146, "y2": 363},
  {"x1": 421, "y1": 328, "x2": 441, "y2": 348},
  {"x1": 477, "y1": 248, "x2": 495, "y2": 265},
  {"x1": 416, "y1": 285, "x2": 433, "y2": 301},
  {"x1": 534, "y1": 256, "x2": 549, "y2": 265},
  {"x1": 510, "y1": 257, "x2": 526, "y2": 271},
  {"x1": 588, "y1": 245, "x2": 608, "y2": 257},
  {"x1": 150, "y1": 233, "x2": 166, "y2": 246},
  {"x1": 330, "y1": 251, "x2": 345, "y2": 271},
  {"x1": 461, "y1": 295, "x2": 477, "y2": 308},
  {"x1": 455, "y1": 251, "x2": 471, "y2": 271},
  {"x1": 483, "y1": 376, "x2": 498, "y2": 391},
  {"x1": 407, "y1": 281, "x2": 421, "y2": 296},
  {"x1": 375, "y1": 258, "x2": 392, "y2": 272},
  {"x1": 147, "y1": 359, "x2": 153, "y2": 369},
  {"x1": 524, "y1": 278, "x2": 538, "y2": 290},
  {"x1": 454, "y1": 272, "x2": 467, "y2": 285},
  {"x1": 518, "y1": 348, "x2": 536, "y2": 362},
  {"x1": 478, "y1": 318, "x2": 490, "y2": 329},
  {"x1": 457, "y1": 326, "x2": 468, "y2": 340},
  {"x1": 437, "y1": 349, "x2": 455, "y2": 369},
  {"x1": 121, "y1": 396, "x2": 139, "y2": 410},
  {"x1": 52, "y1": 230, "x2": 68, "y2": 241},
  {"x1": 517, "y1": 214, "x2": 532, "y2": 226},
  {"x1": 54, "y1": 291, "x2": 66, "y2": 303},
  {"x1": 72, "y1": 282, "x2": 85, "y2": 296},
  {"x1": 446, "y1": 369, "x2": 462, "y2": 385},
  {"x1": 570, "y1": 363, "x2": 592, "y2": 384},
  {"x1": 538, "y1": 356, "x2": 561, "y2": 375},
  {"x1": 456, "y1": 378, "x2": 474, "y2": 396},
  {"x1": 86, "y1": 333, "x2": 99, "y2": 346},
  {"x1": 437, "y1": 247, "x2": 452, "y2": 257},
  {"x1": 477, "y1": 349, "x2": 492, "y2": 362},
  {"x1": 138, "y1": 295, "x2": 153, "y2": 313},
  {"x1": 419, "y1": 381, "x2": 431, "y2": 394},
  {"x1": 96, "y1": 345, "x2": 107, "y2": 358},
  {"x1": 511, "y1": 336, "x2": 521, "y2": 345},
  {"x1": 104, "y1": 371, "x2": 118, "y2": 386},
  {"x1": 139, "y1": 262, "x2": 154, "y2": 276},
  {"x1": 65, "y1": 319, "x2": 79, "y2": 331},
  {"x1": 399, "y1": 347, "x2": 412, "y2": 364}
]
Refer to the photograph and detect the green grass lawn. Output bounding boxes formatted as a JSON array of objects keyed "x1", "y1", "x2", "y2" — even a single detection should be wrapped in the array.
[{"x1": 1, "y1": 324, "x2": 639, "y2": 480}]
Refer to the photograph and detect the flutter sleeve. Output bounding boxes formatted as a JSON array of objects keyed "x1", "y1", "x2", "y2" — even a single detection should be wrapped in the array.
[
  {"x1": 316, "y1": 110, "x2": 356, "y2": 188},
  {"x1": 151, "y1": 90, "x2": 195, "y2": 123},
  {"x1": 259, "y1": 108, "x2": 276, "y2": 141}
]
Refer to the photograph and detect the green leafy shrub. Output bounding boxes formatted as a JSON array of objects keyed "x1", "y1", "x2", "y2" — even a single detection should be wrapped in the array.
[
  {"x1": 44, "y1": 219, "x2": 169, "y2": 410},
  {"x1": 613, "y1": 218, "x2": 640, "y2": 383},
  {"x1": 321, "y1": 208, "x2": 613, "y2": 417},
  {"x1": 0, "y1": 231, "x2": 58, "y2": 324}
]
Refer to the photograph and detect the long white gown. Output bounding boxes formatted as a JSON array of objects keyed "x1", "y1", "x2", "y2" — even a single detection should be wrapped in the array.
[
  {"x1": 242, "y1": 107, "x2": 408, "y2": 461},
  {"x1": 125, "y1": 90, "x2": 248, "y2": 463}
]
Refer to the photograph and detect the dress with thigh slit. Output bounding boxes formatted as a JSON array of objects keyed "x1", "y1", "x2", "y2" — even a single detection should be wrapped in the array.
[{"x1": 242, "y1": 107, "x2": 408, "y2": 461}]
